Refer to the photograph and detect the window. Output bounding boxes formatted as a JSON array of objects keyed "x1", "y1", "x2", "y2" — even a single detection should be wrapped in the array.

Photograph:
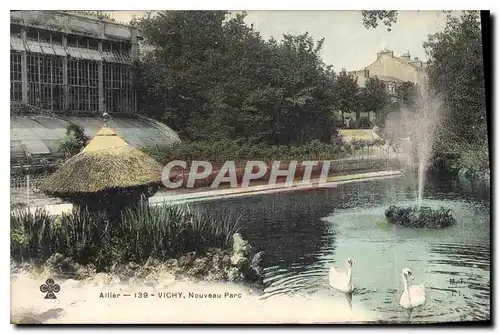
[
  {"x1": 51, "y1": 32, "x2": 63, "y2": 45},
  {"x1": 39, "y1": 29, "x2": 51, "y2": 43},
  {"x1": 26, "y1": 53, "x2": 64, "y2": 110},
  {"x1": 102, "y1": 40, "x2": 128, "y2": 53},
  {"x1": 102, "y1": 40, "x2": 112, "y2": 52},
  {"x1": 77, "y1": 36, "x2": 89, "y2": 49},
  {"x1": 88, "y1": 38, "x2": 99, "y2": 50},
  {"x1": 103, "y1": 63, "x2": 134, "y2": 113},
  {"x1": 387, "y1": 83, "x2": 395, "y2": 95},
  {"x1": 67, "y1": 34, "x2": 79, "y2": 48},
  {"x1": 26, "y1": 27, "x2": 39, "y2": 41},
  {"x1": 11, "y1": 24, "x2": 22, "y2": 38},
  {"x1": 119, "y1": 42, "x2": 131, "y2": 54},
  {"x1": 68, "y1": 59, "x2": 99, "y2": 112},
  {"x1": 10, "y1": 52, "x2": 22, "y2": 101}
]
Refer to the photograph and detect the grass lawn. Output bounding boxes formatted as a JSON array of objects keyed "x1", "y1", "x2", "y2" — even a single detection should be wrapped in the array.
[{"x1": 338, "y1": 129, "x2": 375, "y2": 141}]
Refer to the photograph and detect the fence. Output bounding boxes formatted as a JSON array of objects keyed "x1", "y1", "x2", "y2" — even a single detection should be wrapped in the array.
[{"x1": 10, "y1": 174, "x2": 50, "y2": 208}]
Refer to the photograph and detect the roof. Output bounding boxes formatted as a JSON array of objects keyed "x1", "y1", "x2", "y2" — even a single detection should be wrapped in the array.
[
  {"x1": 82, "y1": 127, "x2": 129, "y2": 152},
  {"x1": 10, "y1": 114, "x2": 181, "y2": 167},
  {"x1": 38, "y1": 126, "x2": 163, "y2": 195},
  {"x1": 355, "y1": 50, "x2": 426, "y2": 75},
  {"x1": 373, "y1": 75, "x2": 404, "y2": 83}
]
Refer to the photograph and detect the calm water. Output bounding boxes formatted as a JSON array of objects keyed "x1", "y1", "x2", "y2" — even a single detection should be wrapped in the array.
[{"x1": 191, "y1": 176, "x2": 491, "y2": 323}]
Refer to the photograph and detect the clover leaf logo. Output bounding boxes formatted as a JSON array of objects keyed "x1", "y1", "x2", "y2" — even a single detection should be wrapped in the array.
[{"x1": 40, "y1": 278, "x2": 60, "y2": 299}]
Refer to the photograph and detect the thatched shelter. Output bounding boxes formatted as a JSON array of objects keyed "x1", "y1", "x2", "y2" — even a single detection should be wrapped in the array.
[{"x1": 39, "y1": 125, "x2": 163, "y2": 214}]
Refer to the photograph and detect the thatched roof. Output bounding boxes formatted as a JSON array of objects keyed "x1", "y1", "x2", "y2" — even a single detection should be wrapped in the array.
[{"x1": 39, "y1": 127, "x2": 163, "y2": 196}]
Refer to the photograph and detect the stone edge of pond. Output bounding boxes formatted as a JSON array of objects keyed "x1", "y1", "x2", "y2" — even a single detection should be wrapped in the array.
[{"x1": 10, "y1": 234, "x2": 265, "y2": 304}]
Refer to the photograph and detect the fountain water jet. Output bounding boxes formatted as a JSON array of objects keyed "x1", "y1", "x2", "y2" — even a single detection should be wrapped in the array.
[{"x1": 395, "y1": 83, "x2": 443, "y2": 206}]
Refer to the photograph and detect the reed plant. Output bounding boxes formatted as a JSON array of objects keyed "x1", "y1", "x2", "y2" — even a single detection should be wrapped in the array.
[{"x1": 10, "y1": 203, "x2": 242, "y2": 271}]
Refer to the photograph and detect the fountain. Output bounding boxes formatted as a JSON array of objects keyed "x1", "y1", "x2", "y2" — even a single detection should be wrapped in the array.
[
  {"x1": 383, "y1": 82, "x2": 456, "y2": 228},
  {"x1": 412, "y1": 83, "x2": 443, "y2": 205}
]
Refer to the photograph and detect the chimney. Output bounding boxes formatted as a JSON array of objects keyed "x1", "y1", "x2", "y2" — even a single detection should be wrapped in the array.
[
  {"x1": 400, "y1": 51, "x2": 411, "y2": 61},
  {"x1": 409, "y1": 59, "x2": 423, "y2": 68},
  {"x1": 377, "y1": 49, "x2": 394, "y2": 59}
]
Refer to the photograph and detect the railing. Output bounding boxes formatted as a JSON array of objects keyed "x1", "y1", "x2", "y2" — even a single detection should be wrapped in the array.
[
  {"x1": 10, "y1": 174, "x2": 49, "y2": 208},
  {"x1": 164, "y1": 146, "x2": 407, "y2": 189}
]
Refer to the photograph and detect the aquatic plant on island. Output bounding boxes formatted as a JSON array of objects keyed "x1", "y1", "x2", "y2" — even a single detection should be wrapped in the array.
[
  {"x1": 10, "y1": 204, "x2": 264, "y2": 286},
  {"x1": 384, "y1": 205, "x2": 456, "y2": 229}
]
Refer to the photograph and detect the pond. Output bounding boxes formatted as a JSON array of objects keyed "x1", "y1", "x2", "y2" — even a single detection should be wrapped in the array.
[{"x1": 191, "y1": 175, "x2": 490, "y2": 323}]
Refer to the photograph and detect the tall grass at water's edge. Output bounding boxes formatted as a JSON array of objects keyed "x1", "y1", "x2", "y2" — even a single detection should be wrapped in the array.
[{"x1": 10, "y1": 203, "x2": 242, "y2": 271}]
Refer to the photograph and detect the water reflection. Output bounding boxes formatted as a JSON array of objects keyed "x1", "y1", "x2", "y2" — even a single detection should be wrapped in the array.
[
  {"x1": 191, "y1": 177, "x2": 490, "y2": 323},
  {"x1": 201, "y1": 190, "x2": 336, "y2": 271}
]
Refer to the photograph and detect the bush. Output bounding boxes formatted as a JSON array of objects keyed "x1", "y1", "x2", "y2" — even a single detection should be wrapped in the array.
[
  {"x1": 10, "y1": 203, "x2": 242, "y2": 272},
  {"x1": 455, "y1": 144, "x2": 490, "y2": 180},
  {"x1": 56, "y1": 123, "x2": 90, "y2": 158},
  {"x1": 141, "y1": 139, "x2": 346, "y2": 166}
]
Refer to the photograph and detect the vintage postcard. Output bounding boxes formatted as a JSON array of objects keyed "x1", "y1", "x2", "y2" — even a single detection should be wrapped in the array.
[{"x1": 9, "y1": 9, "x2": 490, "y2": 325}]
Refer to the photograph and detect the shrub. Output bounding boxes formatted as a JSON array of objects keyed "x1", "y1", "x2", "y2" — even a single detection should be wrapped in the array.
[
  {"x1": 56, "y1": 123, "x2": 90, "y2": 158},
  {"x1": 141, "y1": 139, "x2": 346, "y2": 167}
]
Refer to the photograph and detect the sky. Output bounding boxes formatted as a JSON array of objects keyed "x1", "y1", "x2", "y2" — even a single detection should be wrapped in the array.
[{"x1": 105, "y1": 10, "x2": 453, "y2": 72}]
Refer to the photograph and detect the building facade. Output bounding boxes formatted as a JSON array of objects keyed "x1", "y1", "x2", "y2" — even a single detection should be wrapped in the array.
[
  {"x1": 348, "y1": 49, "x2": 428, "y2": 95},
  {"x1": 340, "y1": 49, "x2": 428, "y2": 127},
  {"x1": 10, "y1": 10, "x2": 138, "y2": 115}
]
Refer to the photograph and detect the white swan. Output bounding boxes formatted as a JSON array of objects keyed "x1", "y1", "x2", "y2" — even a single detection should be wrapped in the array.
[
  {"x1": 399, "y1": 268, "x2": 426, "y2": 318},
  {"x1": 329, "y1": 258, "x2": 354, "y2": 294}
]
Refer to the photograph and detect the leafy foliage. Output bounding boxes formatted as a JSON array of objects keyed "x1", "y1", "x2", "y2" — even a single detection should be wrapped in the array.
[
  {"x1": 67, "y1": 11, "x2": 116, "y2": 22},
  {"x1": 141, "y1": 139, "x2": 346, "y2": 166},
  {"x1": 359, "y1": 77, "x2": 389, "y2": 122},
  {"x1": 361, "y1": 10, "x2": 398, "y2": 31},
  {"x1": 332, "y1": 71, "x2": 360, "y2": 121},
  {"x1": 395, "y1": 81, "x2": 418, "y2": 110},
  {"x1": 423, "y1": 11, "x2": 489, "y2": 177},
  {"x1": 135, "y1": 11, "x2": 339, "y2": 144},
  {"x1": 424, "y1": 11, "x2": 486, "y2": 145},
  {"x1": 56, "y1": 123, "x2": 90, "y2": 158}
]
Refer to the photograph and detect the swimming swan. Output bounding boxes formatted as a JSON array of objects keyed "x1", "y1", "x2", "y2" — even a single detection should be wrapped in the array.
[
  {"x1": 399, "y1": 268, "x2": 426, "y2": 318},
  {"x1": 329, "y1": 258, "x2": 354, "y2": 293}
]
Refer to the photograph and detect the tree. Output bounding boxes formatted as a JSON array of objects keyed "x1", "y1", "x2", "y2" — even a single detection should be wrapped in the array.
[
  {"x1": 423, "y1": 10, "x2": 488, "y2": 178},
  {"x1": 135, "y1": 11, "x2": 228, "y2": 140},
  {"x1": 423, "y1": 11, "x2": 486, "y2": 147},
  {"x1": 395, "y1": 81, "x2": 418, "y2": 110},
  {"x1": 332, "y1": 71, "x2": 360, "y2": 124},
  {"x1": 360, "y1": 10, "x2": 454, "y2": 31},
  {"x1": 361, "y1": 11, "x2": 398, "y2": 31},
  {"x1": 136, "y1": 11, "x2": 337, "y2": 145},
  {"x1": 359, "y1": 77, "x2": 389, "y2": 126}
]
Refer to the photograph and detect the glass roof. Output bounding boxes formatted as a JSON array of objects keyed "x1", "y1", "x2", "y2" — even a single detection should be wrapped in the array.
[
  {"x1": 11, "y1": 37, "x2": 25, "y2": 52},
  {"x1": 13, "y1": 39, "x2": 130, "y2": 64},
  {"x1": 10, "y1": 114, "x2": 180, "y2": 165},
  {"x1": 39, "y1": 42, "x2": 56, "y2": 56},
  {"x1": 25, "y1": 40, "x2": 43, "y2": 54}
]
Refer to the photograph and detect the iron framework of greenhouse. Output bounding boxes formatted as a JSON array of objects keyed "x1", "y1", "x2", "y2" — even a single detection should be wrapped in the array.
[{"x1": 10, "y1": 23, "x2": 137, "y2": 114}]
